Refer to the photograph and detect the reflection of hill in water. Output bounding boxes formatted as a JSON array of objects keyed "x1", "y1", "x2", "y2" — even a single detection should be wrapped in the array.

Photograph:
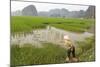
[{"x1": 11, "y1": 26, "x2": 93, "y2": 47}]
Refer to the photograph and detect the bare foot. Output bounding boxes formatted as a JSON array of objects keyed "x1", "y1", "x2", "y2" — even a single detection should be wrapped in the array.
[{"x1": 72, "y1": 57, "x2": 79, "y2": 62}]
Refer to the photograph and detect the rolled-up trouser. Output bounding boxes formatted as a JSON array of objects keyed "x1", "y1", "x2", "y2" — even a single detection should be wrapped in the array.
[{"x1": 67, "y1": 46, "x2": 75, "y2": 58}]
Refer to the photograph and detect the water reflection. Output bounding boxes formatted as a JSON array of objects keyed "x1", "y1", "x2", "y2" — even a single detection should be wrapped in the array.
[{"x1": 11, "y1": 26, "x2": 93, "y2": 46}]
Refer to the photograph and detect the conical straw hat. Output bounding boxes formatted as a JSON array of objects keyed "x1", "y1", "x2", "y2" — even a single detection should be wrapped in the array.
[{"x1": 64, "y1": 35, "x2": 70, "y2": 40}]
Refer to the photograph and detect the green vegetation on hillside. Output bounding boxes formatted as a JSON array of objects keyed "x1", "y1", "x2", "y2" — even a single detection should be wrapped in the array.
[{"x1": 11, "y1": 16, "x2": 94, "y2": 33}]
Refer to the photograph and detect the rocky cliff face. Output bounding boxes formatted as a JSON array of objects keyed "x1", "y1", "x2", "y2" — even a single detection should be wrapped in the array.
[
  {"x1": 11, "y1": 10, "x2": 22, "y2": 16},
  {"x1": 11, "y1": 5, "x2": 95, "y2": 19},
  {"x1": 85, "y1": 6, "x2": 95, "y2": 19},
  {"x1": 22, "y1": 5, "x2": 38, "y2": 16},
  {"x1": 38, "y1": 8, "x2": 85, "y2": 18}
]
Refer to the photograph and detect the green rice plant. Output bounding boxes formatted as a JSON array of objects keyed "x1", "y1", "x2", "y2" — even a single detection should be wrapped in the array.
[{"x1": 11, "y1": 16, "x2": 95, "y2": 33}]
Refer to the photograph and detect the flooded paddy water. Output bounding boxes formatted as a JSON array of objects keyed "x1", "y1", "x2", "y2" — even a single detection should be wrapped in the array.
[{"x1": 11, "y1": 26, "x2": 94, "y2": 47}]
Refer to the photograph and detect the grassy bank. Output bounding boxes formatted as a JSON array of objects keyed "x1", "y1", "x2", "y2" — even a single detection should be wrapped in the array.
[
  {"x1": 11, "y1": 37, "x2": 95, "y2": 66},
  {"x1": 11, "y1": 16, "x2": 94, "y2": 33},
  {"x1": 76, "y1": 36, "x2": 95, "y2": 62},
  {"x1": 11, "y1": 43, "x2": 67, "y2": 66}
]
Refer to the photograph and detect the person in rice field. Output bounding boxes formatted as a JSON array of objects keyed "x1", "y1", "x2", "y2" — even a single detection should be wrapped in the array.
[{"x1": 63, "y1": 35, "x2": 76, "y2": 62}]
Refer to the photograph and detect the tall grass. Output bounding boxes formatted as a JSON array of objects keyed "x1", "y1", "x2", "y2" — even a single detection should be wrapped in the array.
[
  {"x1": 11, "y1": 37, "x2": 95, "y2": 66},
  {"x1": 11, "y1": 43, "x2": 67, "y2": 66},
  {"x1": 76, "y1": 36, "x2": 95, "y2": 62}
]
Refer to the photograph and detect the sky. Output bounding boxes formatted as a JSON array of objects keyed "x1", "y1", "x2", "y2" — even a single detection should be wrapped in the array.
[
  {"x1": 11, "y1": 0, "x2": 95, "y2": 5},
  {"x1": 11, "y1": 0, "x2": 95, "y2": 12}
]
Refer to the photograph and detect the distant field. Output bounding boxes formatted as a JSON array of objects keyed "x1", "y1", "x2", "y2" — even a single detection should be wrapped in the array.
[{"x1": 11, "y1": 16, "x2": 95, "y2": 33}]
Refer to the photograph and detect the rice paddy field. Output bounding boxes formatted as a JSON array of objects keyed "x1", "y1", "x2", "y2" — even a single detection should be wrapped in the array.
[
  {"x1": 11, "y1": 16, "x2": 95, "y2": 66},
  {"x1": 11, "y1": 16, "x2": 95, "y2": 33}
]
